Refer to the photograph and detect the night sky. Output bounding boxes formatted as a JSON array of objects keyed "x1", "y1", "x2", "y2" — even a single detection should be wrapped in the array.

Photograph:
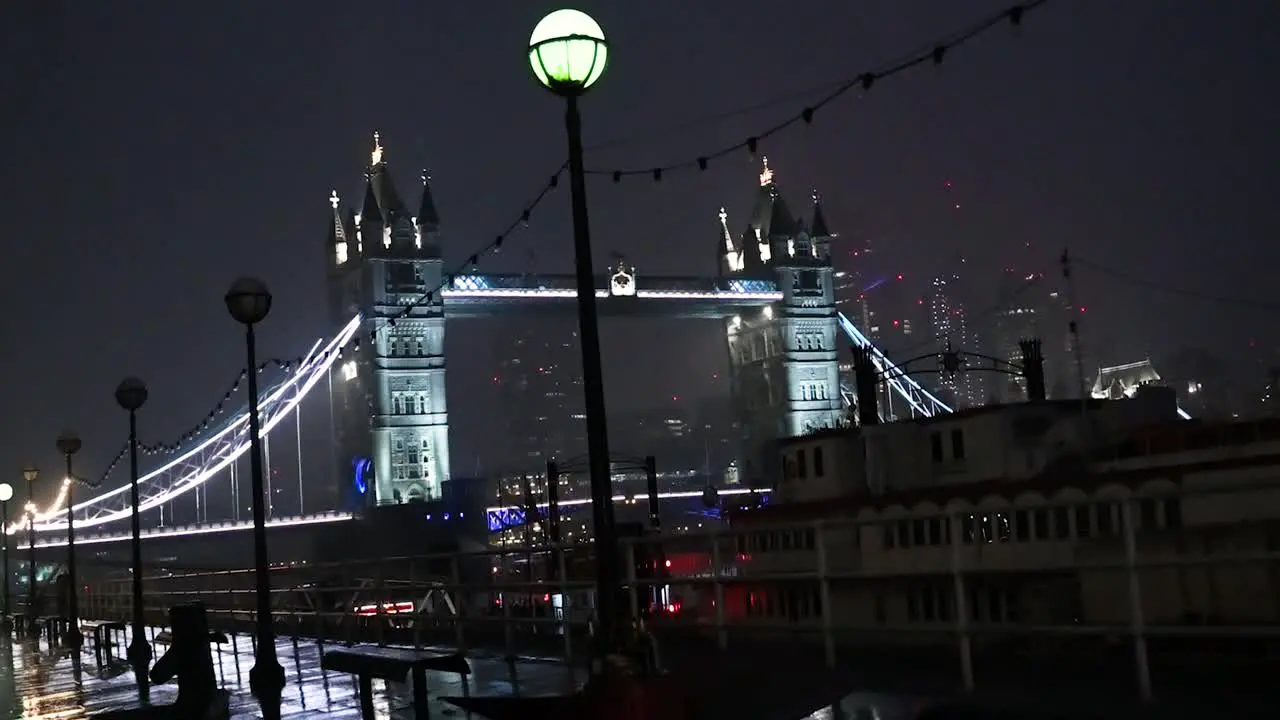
[{"x1": 1, "y1": 1, "x2": 1277, "y2": 501}]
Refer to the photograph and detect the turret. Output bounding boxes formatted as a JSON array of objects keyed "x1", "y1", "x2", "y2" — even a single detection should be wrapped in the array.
[
  {"x1": 327, "y1": 190, "x2": 352, "y2": 266},
  {"x1": 810, "y1": 191, "x2": 833, "y2": 261},
  {"x1": 416, "y1": 171, "x2": 442, "y2": 256},
  {"x1": 717, "y1": 207, "x2": 742, "y2": 274},
  {"x1": 359, "y1": 132, "x2": 417, "y2": 254}
]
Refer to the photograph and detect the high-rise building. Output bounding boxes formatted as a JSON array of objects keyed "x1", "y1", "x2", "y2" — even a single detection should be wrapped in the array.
[
  {"x1": 492, "y1": 325, "x2": 586, "y2": 472},
  {"x1": 992, "y1": 269, "x2": 1046, "y2": 403},
  {"x1": 928, "y1": 273, "x2": 982, "y2": 408}
]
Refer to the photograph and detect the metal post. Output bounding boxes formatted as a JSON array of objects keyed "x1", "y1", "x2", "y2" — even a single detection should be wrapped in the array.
[
  {"x1": 63, "y1": 452, "x2": 81, "y2": 650},
  {"x1": 546, "y1": 461, "x2": 562, "y2": 582},
  {"x1": 264, "y1": 434, "x2": 273, "y2": 519},
  {"x1": 26, "y1": 478, "x2": 36, "y2": 620},
  {"x1": 244, "y1": 325, "x2": 285, "y2": 713},
  {"x1": 564, "y1": 91, "x2": 620, "y2": 658},
  {"x1": 814, "y1": 521, "x2": 835, "y2": 667},
  {"x1": 2, "y1": 499, "x2": 9, "y2": 621},
  {"x1": 709, "y1": 530, "x2": 727, "y2": 650},
  {"x1": 1121, "y1": 500, "x2": 1152, "y2": 702},
  {"x1": 126, "y1": 406, "x2": 152, "y2": 694},
  {"x1": 295, "y1": 388, "x2": 304, "y2": 516},
  {"x1": 450, "y1": 555, "x2": 466, "y2": 654},
  {"x1": 231, "y1": 461, "x2": 240, "y2": 523},
  {"x1": 949, "y1": 511, "x2": 975, "y2": 692}
]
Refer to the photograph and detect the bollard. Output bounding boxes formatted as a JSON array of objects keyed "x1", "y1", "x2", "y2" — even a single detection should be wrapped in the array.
[{"x1": 149, "y1": 603, "x2": 228, "y2": 718}]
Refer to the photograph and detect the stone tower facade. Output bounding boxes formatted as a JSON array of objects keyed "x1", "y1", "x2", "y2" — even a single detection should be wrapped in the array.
[
  {"x1": 721, "y1": 159, "x2": 843, "y2": 482},
  {"x1": 326, "y1": 133, "x2": 450, "y2": 507}
]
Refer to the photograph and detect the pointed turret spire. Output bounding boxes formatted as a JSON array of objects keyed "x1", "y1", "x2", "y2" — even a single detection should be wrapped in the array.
[
  {"x1": 361, "y1": 130, "x2": 407, "y2": 225},
  {"x1": 418, "y1": 170, "x2": 440, "y2": 231},
  {"x1": 717, "y1": 207, "x2": 742, "y2": 273},
  {"x1": 810, "y1": 189, "x2": 831, "y2": 237},
  {"x1": 767, "y1": 193, "x2": 798, "y2": 238},
  {"x1": 370, "y1": 131, "x2": 385, "y2": 167},
  {"x1": 328, "y1": 190, "x2": 351, "y2": 265}
]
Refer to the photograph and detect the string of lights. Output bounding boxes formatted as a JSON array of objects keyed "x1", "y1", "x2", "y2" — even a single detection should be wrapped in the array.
[
  {"x1": 1075, "y1": 256, "x2": 1280, "y2": 313},
  {"x1": 85, "y1": 1, "x2": 1050, "y2": 487},
  {"x1": 586, "y1": 1, "x2": 1046, "y2": 182}
]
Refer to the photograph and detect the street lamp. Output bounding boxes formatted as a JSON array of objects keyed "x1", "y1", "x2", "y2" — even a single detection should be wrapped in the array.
[
  {"x1": 1, "y1": 481, "x2": 13, "y2": 630},
  {"x1": 528, "y1": 9, "x2": 622, "y2": 658},
  {"x1": 225, "y1": 277, "x2": 285, "y2": 714},
  {"x1": 22, "y1": 465, "x2": 37, "y2": 624},
  {"x1": 56, "y1": 429, "x2": 83, "y2": 649},
  {"x1": 115, "y1": 377, "x2": 152, "y2": 694}
]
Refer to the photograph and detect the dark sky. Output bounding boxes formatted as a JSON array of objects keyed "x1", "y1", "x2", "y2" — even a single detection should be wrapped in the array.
[{"x1": 1, "y1": 1, "x2": 1277, "y2": 498}]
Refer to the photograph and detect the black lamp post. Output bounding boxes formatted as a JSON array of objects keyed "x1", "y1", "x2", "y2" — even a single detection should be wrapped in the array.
[
  {"x1": 1, "y1": 481, "x2": 13, "y2": 630},
  {"x1": 56, "y1": 429, "x2": 83, "y2": 649},
  {"x1": 22, "y1": 465, "x2": 37, "y2": 624},
  {"x1": 225, "y1": 276, "x2": 285, "y2": 716},
  {"x1": 115, "y1": 377, "x2": 152, "y2": 694},
  {"x1": 527, "y1": 9, "x2": 622, "y2": 657}
]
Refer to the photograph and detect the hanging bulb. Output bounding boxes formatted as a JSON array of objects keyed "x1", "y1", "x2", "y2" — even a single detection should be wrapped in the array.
[
  {"x1": 801, "y1": 107, "x2": 814, "y2": 124},
  {"x1": 1008, "y1": 5, "x2": 1024, "y2": 30},
  {"x1": 746, "y1": 137, "x2": 758, "y2": 155},
  {"x1": 697, "y1": 157, "x2": 707, "y2": 171},
  {"x1": 652, "y1": 168, "x2": 662, "y2": 182},
  {"x1": 612, "y1": 171, "x2": 621, "y2": 183}
]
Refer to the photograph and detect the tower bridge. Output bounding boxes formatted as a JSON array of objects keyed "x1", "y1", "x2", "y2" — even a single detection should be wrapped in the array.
[{"x1": 16, "y1": 135, "x2": 958, "y2": 545}]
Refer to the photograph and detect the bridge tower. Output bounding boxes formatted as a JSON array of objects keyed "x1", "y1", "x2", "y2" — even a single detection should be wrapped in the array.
[
  {"x1": 326, "y1": 133, "x2": 450, "y2": 508},
  {"x1": 721, "y1": 160, "x2": 843, "y2": 481}
]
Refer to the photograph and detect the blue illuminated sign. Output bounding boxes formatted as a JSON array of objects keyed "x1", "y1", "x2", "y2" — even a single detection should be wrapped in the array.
[{"x1": 352, "y1": 457, "x2": 372, "y2": 495}]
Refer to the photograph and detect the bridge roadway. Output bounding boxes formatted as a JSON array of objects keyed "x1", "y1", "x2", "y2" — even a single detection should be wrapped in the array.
[{"x1": 71, "y1": 585, "x2": 1278, "y2": 719}]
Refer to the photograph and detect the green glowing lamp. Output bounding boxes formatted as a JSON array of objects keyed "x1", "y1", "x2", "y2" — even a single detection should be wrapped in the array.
[{"x1": 528, "y1": 9, "x2": 608, "y2": 95}]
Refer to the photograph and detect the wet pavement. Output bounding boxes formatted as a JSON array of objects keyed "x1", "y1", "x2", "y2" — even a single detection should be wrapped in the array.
[{"x1": 0, "y1": 627, "x2": 584, "y2": 719}]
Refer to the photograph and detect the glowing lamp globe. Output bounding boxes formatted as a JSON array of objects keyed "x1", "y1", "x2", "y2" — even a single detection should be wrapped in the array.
[
  {"x1": 528, "y1": 9, "x2": 608, "y2": 95},
  {"x1": 0, "y1": 483, "x2": 12, "y2": 502}
]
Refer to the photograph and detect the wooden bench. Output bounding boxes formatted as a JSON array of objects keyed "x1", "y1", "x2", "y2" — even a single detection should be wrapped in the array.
[
  {"x1": 79, "y1": 620, "x2": 127, "y2": 666},
  {"x1": 321, "y1": 646, "x2": 471, "y2": 719}
]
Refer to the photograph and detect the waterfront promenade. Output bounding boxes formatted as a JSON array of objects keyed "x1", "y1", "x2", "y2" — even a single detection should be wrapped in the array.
[{"x1": 0, "y1": 628, "x2": 581, "y2": 719}]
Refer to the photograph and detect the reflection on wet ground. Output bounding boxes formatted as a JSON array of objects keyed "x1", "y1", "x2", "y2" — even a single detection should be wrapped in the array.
[{"x1": 0, "y1": 629, "x2": 585, "y2": 718}]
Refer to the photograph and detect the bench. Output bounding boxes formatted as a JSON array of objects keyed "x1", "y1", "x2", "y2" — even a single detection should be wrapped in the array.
[
  {"x1": 37, "y1": 616, "x2": 69, "y2": 645},
  {"x1": 80, "y1": 620, "x2": 127, "y2": 666},
  {"x1": 321, "y1": 646, "x2": 471, "y2": 719},
  {"x1": 154, "y1": 629, "x2": 229, "y2": 648},
  {"x1": 4, "y1": 613, "x2": 25, "y2": 637}
]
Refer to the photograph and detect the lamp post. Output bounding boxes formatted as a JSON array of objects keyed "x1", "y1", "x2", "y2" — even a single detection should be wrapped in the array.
[
  {"x1": 528, "y1": 9, "x2": 622, "y2": 658},
  {"x1": 22, "y1": 466, "x2": 37, "y2": 623},
  {"x1": 56, "y1": 429, "x2": 82, "y2": 649},
  {"x1": 225, "y1": 277, "x2": 285, "y2": 715},
  {"x1": 115, "y1": 377, "x2": 152, "y2": 694},
  {"x1": 1, "y1": 482, "x2": 13, "y2": 629}
]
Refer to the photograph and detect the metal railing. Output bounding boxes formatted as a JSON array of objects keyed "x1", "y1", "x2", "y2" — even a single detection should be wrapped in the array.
[{"x1": 76, "y1": 482, "x2": 1280, "y2": 706}]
